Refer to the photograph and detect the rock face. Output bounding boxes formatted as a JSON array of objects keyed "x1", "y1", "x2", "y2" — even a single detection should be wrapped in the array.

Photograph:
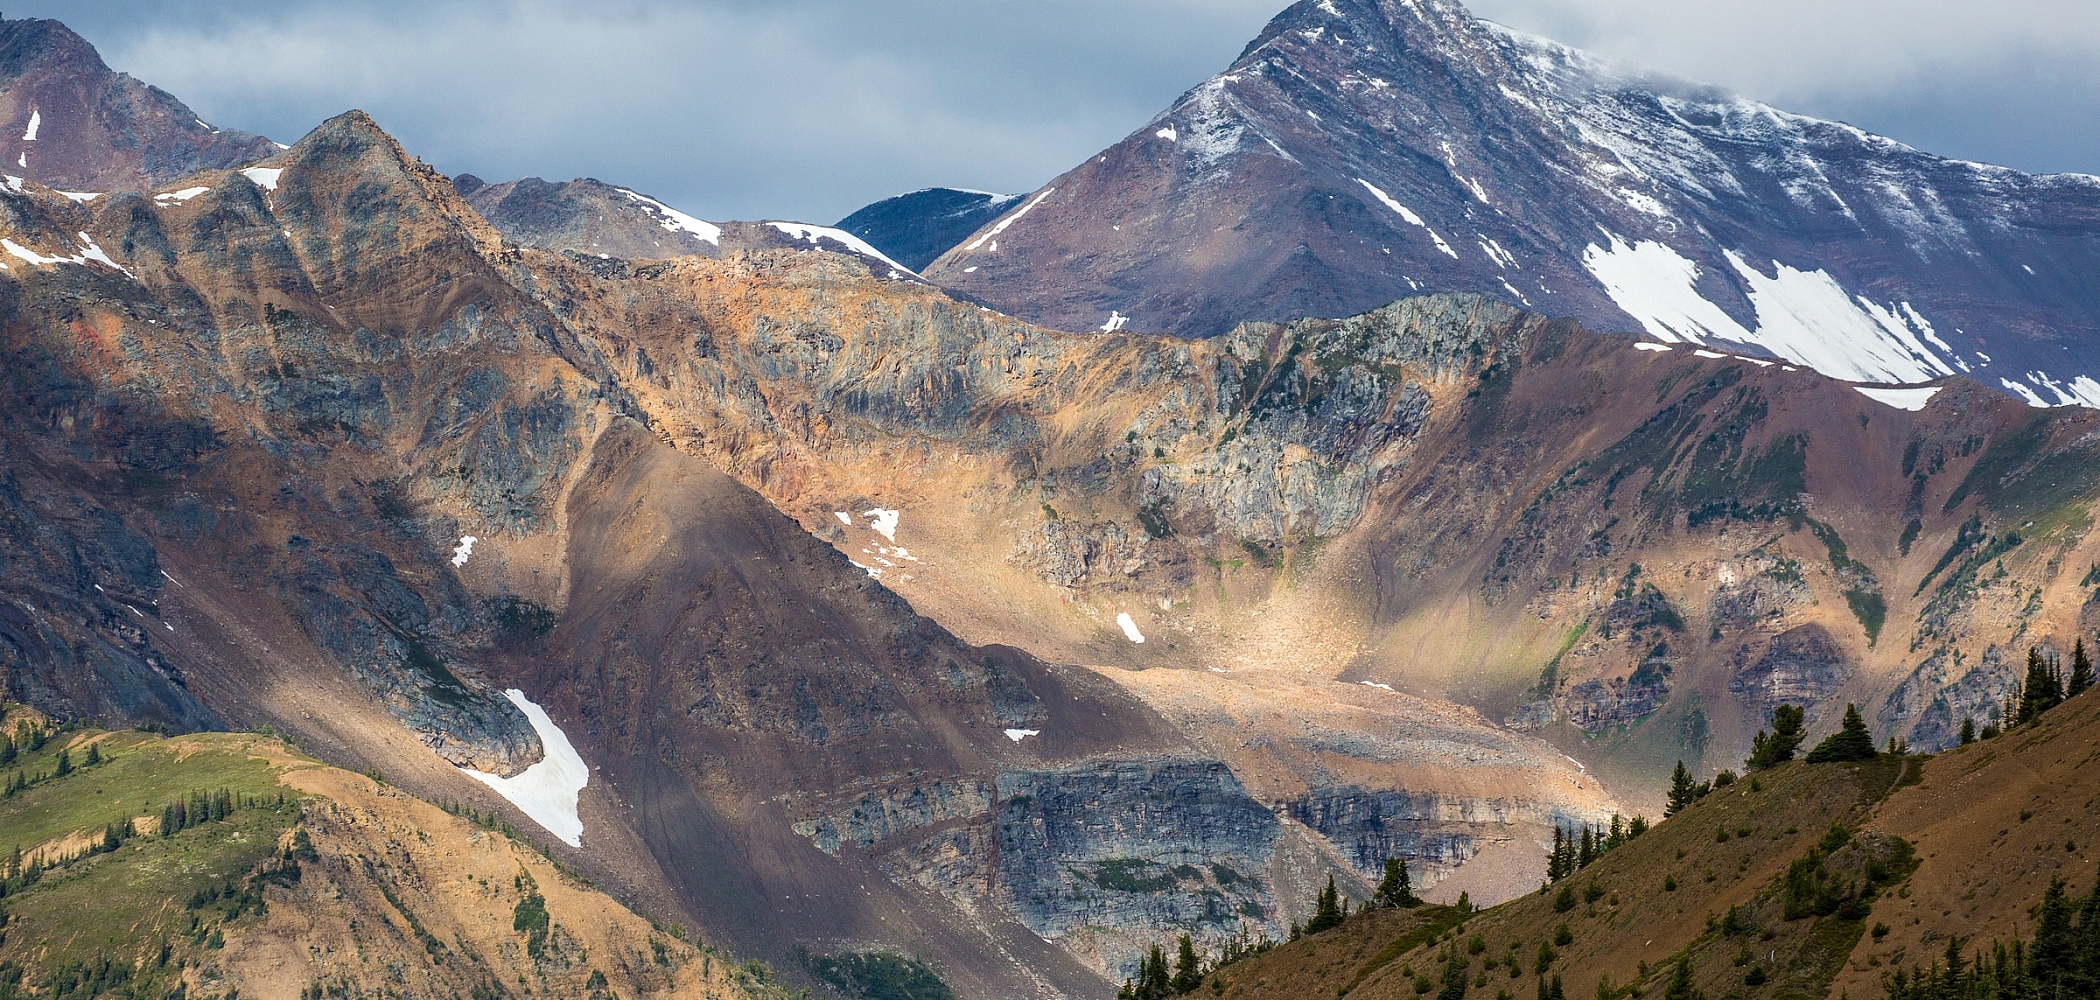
[
  {"x1": 1730, "y1": 625, "x2": 1852, "y2": 721},
  {"x1": 923, "y1": 0, "x2": 2100, "y2": 405},
  {"x1": 837, "y1": 187, "x2": 1022, "y2": 272},
  {"x1": 0, "y1": 17, "x2": 278, "y2": 193}
]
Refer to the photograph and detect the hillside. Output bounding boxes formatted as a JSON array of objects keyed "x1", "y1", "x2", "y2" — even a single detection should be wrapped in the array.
[
  {"x1": 836, "y1": 188, "x2": 1022, "y2": 272},
  {"x1": 1196, "y1": 686, "x2": 2100, "y2": 1000},
  {"x1": 5, "y1": 49, "x2": 2100, "y2": 999},
  {"x1": 922, "y1": 0, "x2": 2100, "y2": 406},
  {"x1": 0, "y1": 702, "x2": 793, "y2": 1000}
]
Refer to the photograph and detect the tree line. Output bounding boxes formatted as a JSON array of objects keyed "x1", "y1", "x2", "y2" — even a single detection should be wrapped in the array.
[{"x1": 1117, "y1": 855, "x2": 1430, "y2": 1000}]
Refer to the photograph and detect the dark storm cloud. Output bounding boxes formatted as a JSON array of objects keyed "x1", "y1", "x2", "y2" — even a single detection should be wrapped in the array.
[{"x1": 13, "y1": 1, "x2": 2099, "y2": 224}]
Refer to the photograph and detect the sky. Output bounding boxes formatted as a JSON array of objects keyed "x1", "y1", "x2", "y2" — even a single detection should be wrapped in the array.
[{"x1": 16, "y1": 1, "x2": 2100, "y2": 224}]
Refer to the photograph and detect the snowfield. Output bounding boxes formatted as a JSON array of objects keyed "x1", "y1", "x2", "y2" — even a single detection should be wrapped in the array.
[{"x1": 461, "y1": 689, "x2": 589, "y2": 848}]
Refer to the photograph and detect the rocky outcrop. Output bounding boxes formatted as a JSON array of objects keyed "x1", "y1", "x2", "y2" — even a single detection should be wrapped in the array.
[
  {"x1": 1708, "y1": 554, "x2": 1814, "y2": 627},
  {"x1": 1729, "y1": 625, "x2": 1851, "y2": 721},
  {"x1": 793, "y1": 776, "x2": 994, "y2": 855},
  {"x1": 990, "y1": 758, "x2": 1283, "y2": 978}
]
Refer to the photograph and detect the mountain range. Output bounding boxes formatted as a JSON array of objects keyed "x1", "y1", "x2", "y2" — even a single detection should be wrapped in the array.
[
  {"x1": 0, "y1": 4, "x2": 2098, "y2": 1000},
  {"x1": 907, "y1": 0, "x2": 2100, "y2": 406}
]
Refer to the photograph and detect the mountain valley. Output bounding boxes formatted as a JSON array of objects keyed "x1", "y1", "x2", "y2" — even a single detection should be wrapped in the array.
[{"x1": 0, "y1": 4, "x2": 2096, "y2": 999}]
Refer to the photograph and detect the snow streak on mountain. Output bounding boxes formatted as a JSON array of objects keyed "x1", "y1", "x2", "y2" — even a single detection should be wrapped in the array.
[{"x1": 923, "y1": 0, "x2": 2100, "y2": 405}]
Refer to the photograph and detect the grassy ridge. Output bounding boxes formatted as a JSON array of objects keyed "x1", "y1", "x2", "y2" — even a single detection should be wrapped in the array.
[{"x1": 1, "y1": 708, "x2": 308, "y2": 998}]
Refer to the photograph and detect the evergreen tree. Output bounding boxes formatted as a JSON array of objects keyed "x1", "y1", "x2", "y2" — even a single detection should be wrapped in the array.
[
  {"x1": 1306, "y1": 876, "x2": 1344, "y2": 934},
  {"x1": 1375, "y1": 856, "x2": 1420, "y2": 908},
  {"x1": 1805, "y1": 705, "x2": 1879, "y2": 763},
  {"x1": 0, "y1": 733, "x2": 13, "y2": 766},
  {"x1": 1960, "y1": 717, "x2": 1977, "y2": 745},
  {"x1": 1119, "y1": 944, "x2": 1174, "y2": 1000},
  {"x1": 1436, "y1": 950, "x2": 1469, "y2": 1000},
  {"x1": 1605, "y1": 814, "x2": 1625, "y2": 851},
  {"x1": 1548, "y1": 827, "x2": 1567, "y2": 882},
  {"x1": 1666, "y1": 761, "x2": 1697, "y2": 816},
  {"x1": 1578, "y1": 826, "x2": 1597, "y2": 869},
  {"x1": 2030, "y1": 878, "x2": 2076, "y2": 997},
  {"x1": 1746, "y1": 705, "x2": 1807, "y2": 771},
  {"x1": 83, "y1": 743, "x2": 100, "y2": 767},
  {"x1": 2017, "y1": 647, "x2": 2065, "y2": 725},
  {"x1": 1663, "y1": 953, "x2": 1703, "y2": 1000},
  {"x1": 2070, "y1": 639, "x2": 2095, "y2": 699},
  {"x1": 1171, "y1": 934, "x2": 1202, "y2": 994},
  {"x1": 53, "y1": 748, "x2": 71, "y2": 777},
  {"x1": 1548, "y1": 975, "x2": 1564, "y2": 1000}
]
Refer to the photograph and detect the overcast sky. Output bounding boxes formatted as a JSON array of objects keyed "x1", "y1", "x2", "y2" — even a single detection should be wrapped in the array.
[{"x1": 17, "y1": 1, "x2": 2100, "y2": 223}]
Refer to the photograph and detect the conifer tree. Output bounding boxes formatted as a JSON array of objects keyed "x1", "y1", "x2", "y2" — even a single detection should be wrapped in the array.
[
  {"x1": 2070, "y1": 639, "x2": 2095, "y2": 699},
  {"x1": 83, "y1": 743, "x2": 100, "y2": 767},
  {"x1": 1376, "y1": 856, "x2": 1420, "y2": 908},
  {"x1": 1806, "y1": 705, "x2": 1878, "y2": 763},
  {"x1": 1746, "y1": 705, "x2": 1806, "y2": 771},
  {"x1": 1666, "y1": 761, "x2": 1696, "y2": 816},
  {"x1": 1171, "y1": 934, "x2": 1202, "y2": 994},
  {"x1": 1548, "y1": 827, "x2": 1567, "y2": 881},
  {"x1": 1663, "y1": 953, "x2": 1703, "y2": 1000},
  {"x1": 1437, "y1": 949, "x2": 1469, "y2": 1000},
  {"x1": 53, "y1": 748, "x2": 70, "y2": 777},
  {"x1": 2017, "y1": 647, "x2": 2065, "y2": 725},
  {"x1": 1306, "y1": 875, "x2": 1344, "y2": 934},
  {"x1": 1578, "y1": 826, "x2": 1597, "y2": 869},
  {"x1": 1606, "y1": 814, "x2": 1625, "y2": 851},
  {"x1": 1960, "y1": 717, "x2": 1977, "y2": 745}
]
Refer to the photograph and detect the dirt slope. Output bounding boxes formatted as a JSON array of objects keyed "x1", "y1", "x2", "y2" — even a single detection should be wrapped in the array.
[{"x1": 1205, "y1": 687, "x2": 2100, "y2": 1000}]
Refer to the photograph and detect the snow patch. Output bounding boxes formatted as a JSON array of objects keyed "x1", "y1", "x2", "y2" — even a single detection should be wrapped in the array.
[
  {"x1": 461, "y1": 690, "x2": 589, "y2": 848},
  {"x1": 963, "y1": 188, "x2": 1055, "y2": 252},
  {"x1": 834, "y1": 511, "x2": 853, "y2": 526},
  {"x1": 615, "y1": 189, "x2": 721, "y2": 245},
  {"x1": 1582, "y1": 230, "x2": 1956, "y2": 384},
  {"x1": 1356, "y1": 178, "x2": 1457, "y2": 258},
  {"x1": 21, "y1": 110, "x2": 37, "y2": 141},
  {"x1": 1693, "y1": 349, "x2": 1727, "y2": 359},
  {"x1": 241, "y1": 167, "x2": 283, "y2": 191},
  {"x1": 1003, "y1": 728, "x2": 1040, "y2": 742},
  {"x1": 1101, "y1": 310, "x2": 1130, "y2": 332},
  {"x1": 451, "y1": 536, "x2": 477, "y2": 567},
  {"x1": 1156, "y1": 125, "x2": 1178, "y2": 142},
  {"x1": 1633, "y1": 342, "x2": 1671, "y2": 352},
  {"x1": 1360, "y1": 681, "x2": 1394, "y2": 691},
  {"x1": 2000, "y1": 379, "x2": 2049, "y2": 408},
  {"x1": 2, "y1": 233, "x2": 134, "y2": 278},
  {"x1": 1116, "y1": 612, "x2": 1146, "y2": 644},
  {"x1": 1854, "y1": 386, "x2": 1942, "y2": 411},
  {"x1": 862, "y1": 508, "x2": 900, "y2": 542},
  {"x1": 768, "y1": 221, "x2": 914, "y2": 274},
  {"x1": 58, "y1": 191, "x2": 99, "y2": 203},
  {"x1": 155, "y1": 187, "x2": 212, "y2": 204}
]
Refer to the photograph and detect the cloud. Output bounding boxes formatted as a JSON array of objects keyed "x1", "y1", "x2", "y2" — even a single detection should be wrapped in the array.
[
  {"x1": 22, "y1": 0, "x2": 1281, "y2": 223},
  {"x1": 11, "y1": 0, "x2": 2099, "y2": 224},
  {"x1": 1468, "y1": 0, "x2": 2100, "y2": 172}
]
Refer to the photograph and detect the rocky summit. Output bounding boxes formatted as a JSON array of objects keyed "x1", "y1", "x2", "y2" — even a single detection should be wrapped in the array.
[
  {"x1": 3, "y1": 6, "x2": 2100, "y2": 1000},
  {"x1": 0, "y1": 18, "x2": 279, "y2": 193},
  {"x1": 922, "y1": 0, "x2": 2100, "y2": 405}
]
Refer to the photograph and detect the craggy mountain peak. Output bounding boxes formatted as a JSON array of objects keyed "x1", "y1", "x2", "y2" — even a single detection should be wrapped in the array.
[
  {"x1": 459, "y1": 171, "x2": 921, "y2": 278},
  {"x1": 926, "y1": 0, "x2": 2100, "y2": 407},
  {"x1": 0, "y1": 15, "x2": 280, "y2": 193}
]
